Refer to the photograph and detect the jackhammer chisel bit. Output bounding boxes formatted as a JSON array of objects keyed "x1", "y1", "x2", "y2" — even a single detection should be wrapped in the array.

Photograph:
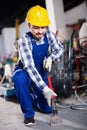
[{"x1": 47, "y1": 76, "x2": 62, "y2": 126}]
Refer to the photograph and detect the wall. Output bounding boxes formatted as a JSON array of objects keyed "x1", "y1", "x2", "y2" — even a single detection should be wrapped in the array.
[
  {"x1": 1, "y1": 28, "x2": 15, "y2": 58},
  {"x1": 64, "y1": 1, "x2": 87, "y2": 25},
  {"x1": 54, "y1": 0, "x2": 66, "y2": 30},
  {"x1": 0, "y1": 35, "x2": 3, "y2": 55},
  {"x1": 19, "y1": 21, "x2": 29, "y2": 37},
  {"x1": 0, "y1": 21, "x2": 29, "y2": 60},
  {"x1": 46, "y1": 0, "x2": 87, "y2": 32}
]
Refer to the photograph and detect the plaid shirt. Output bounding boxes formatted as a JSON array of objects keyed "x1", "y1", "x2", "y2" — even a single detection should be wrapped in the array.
[{"x1": 17, "y1": 29, "x2": 64, "y2": 89}]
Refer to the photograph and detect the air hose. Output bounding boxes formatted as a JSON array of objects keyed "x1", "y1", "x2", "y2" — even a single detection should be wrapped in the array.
[{"x1": 56, "y1": 84, "x2": 87, "y2": 110}]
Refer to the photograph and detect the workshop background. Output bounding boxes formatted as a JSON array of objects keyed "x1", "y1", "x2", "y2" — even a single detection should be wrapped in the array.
[
  {"x1": 0, "y1": 1, "x2": 87, "y2": 130},
  {"x1": 0, "y1": 0, "x2": 87, "y2": 103}
]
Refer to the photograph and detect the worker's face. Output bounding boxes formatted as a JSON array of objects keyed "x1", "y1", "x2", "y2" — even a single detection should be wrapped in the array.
[{"x1": 28, "y1": 23, "x2": 47, "y2": 39}]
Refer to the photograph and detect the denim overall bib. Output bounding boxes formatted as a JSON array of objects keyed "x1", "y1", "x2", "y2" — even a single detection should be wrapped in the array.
[{"x1": 12, "y1": 32, "x2": 52, "y2": 119}]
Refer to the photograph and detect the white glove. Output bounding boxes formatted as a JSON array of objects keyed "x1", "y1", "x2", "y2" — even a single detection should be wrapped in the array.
[
  {"x1": 43, "y1": 87, "x2": 57, "y2": 106},
  {"x1": 43, "y1": 57, "x2": 52, "y2": 72}
]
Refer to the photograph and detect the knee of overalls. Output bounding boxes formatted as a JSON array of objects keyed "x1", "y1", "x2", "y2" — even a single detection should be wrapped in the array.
[{"x1": 12, "y1": 69, "x2": 27, "y2": 83}]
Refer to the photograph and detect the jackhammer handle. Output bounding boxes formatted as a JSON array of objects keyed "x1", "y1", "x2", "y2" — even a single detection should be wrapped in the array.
[{"x1": 47, "y1": 76, "x2": 56, "y2": 99}]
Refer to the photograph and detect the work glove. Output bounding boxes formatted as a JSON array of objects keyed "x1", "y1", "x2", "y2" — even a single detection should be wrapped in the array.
[
  {"x1": 43, "y1": 57, "x2": 52, "y2": 72},
  {"x1": 43, "y1": 87, "x2": 57, "y2": 106}
]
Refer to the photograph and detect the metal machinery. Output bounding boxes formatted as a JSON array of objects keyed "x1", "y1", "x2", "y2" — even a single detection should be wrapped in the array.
[
  {"x1": 71, "y1": 22, "x2": 87, "y2": 110},
  {"x1": 50, "y1": 22, "x2": 87, "y2": 110},
  {"x1": 50, "y1": 27, "x2": 73, "y2": 99}
]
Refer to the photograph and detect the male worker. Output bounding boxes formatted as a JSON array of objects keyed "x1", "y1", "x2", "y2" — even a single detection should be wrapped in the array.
[{"x1": 12, "y1": 5, "x2": 64, "y2": 126}]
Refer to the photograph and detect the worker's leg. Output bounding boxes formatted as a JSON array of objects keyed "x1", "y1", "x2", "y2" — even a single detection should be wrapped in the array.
[
  {"x1": 31, "y1": 84, "x2": 52, "y2": 113},
  {"x1": 31, "y1": 74, "x2": 52, "y2": 114},
  {"x1": 12, "y1": 69, "x2": 35, "y2": 119}
]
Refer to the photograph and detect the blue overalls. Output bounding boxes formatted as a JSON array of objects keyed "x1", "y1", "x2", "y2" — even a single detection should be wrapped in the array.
[{"x1": 12, "y1": 32, "x2": 52, "y2": 119}]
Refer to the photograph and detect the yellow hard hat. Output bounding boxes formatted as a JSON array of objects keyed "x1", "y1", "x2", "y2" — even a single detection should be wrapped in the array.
[{"x1": 26, "y1": 5, "x2": 50, "y2": 26}]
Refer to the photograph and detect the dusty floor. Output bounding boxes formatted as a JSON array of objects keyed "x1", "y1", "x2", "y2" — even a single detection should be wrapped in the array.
[{"x1": 0, "y1": 94, "x2": 87, "y2": 130}]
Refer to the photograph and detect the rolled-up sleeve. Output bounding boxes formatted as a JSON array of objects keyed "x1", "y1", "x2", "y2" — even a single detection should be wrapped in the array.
[{"x1": 47, "y1": 30, "x2": 64, "y2": 61}]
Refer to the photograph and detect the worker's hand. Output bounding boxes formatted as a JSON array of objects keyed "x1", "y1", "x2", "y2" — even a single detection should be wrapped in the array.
[
  {"x1": 43, "y1": 57, "x2": 52, "y2": 72},
  {"x1": 43, "y1": 87, "x2": 57, "y2": 106}
]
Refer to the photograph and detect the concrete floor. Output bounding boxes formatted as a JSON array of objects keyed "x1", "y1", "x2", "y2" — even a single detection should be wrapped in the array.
[{"x1": 0, "y1": 94, "x2": 87, "y2": 130}]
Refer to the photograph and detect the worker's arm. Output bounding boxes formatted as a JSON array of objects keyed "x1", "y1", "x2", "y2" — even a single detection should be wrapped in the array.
[
  {"x1": 46, "y1": 29, "x2": 64, "y2": 62},
  {"x1": 43, "y1": 30, "x2": 64, "y2": 72}
]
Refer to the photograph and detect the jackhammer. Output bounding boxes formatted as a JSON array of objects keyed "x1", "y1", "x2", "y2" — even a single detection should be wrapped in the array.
[{"x1": 47, "y1": 75, "x2": 62, "y2": 125}]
